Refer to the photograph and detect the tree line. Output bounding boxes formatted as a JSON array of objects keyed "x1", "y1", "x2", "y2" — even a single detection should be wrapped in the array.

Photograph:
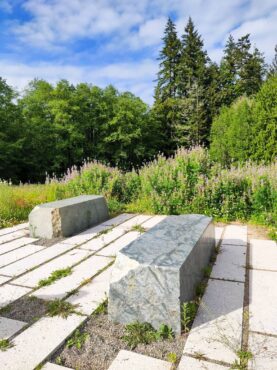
[{"x1": 0, "y1": 17, "x2": 276, "y2": 183}]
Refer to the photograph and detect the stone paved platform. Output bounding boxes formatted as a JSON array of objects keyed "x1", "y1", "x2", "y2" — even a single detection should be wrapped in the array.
[{"x1": 0, "y1": 218, "x2": 275, "y2": 369}]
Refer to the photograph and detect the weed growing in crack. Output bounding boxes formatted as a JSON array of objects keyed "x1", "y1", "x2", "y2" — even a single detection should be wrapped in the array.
[
  {"x1": 167, "y1": 352, "x2": 177, "y2": 363},
  {"x1": 93, "y1": 299, "x2": 108, "y2": 315},
  {"x1": 0, "y1": 339, "x2": 12, "y2": 351},
  {"x1": 131, "y1": 224, "x2": 146, "y2": 233},
  {"x1": 203, "y1": 265, "x2": 212, "y2": 278},
  {"x1": 231, "y1": 350, "x2": 253, "y2": 369},
  {"x1": 47, "y1": 299, "x2": 79, "y2": 318},
  {"x1": 181, "y1": 301, "x2": 198, "y2": 332},
  {"x1": 38, "y1": 267, "x2": 72, "y2": 287}
]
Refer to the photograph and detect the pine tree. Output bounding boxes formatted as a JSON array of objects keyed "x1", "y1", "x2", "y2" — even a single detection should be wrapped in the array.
[
  {"x1": 154, "y1": 18, "x2": 181, "y2": 101},
  {"x1": 154, "y1": 18, "x2": 181, "y2": 154},
  {"x1": 178, "y1": 17, "x2": 208, "y2": 97}
]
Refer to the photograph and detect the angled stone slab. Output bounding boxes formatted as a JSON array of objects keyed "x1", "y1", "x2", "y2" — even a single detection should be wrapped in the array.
[
  {"x1": 183, "y1": 279, "x2": 244, "y2": 364},
  {"x1": 215, "y1": 227, "x2": 224, "y2": 245},
  {"x1": 211, "y1": 243, "x2": 246, "y2": 282},
  {"x1": 248, "y1": 332, "x2": 277, "y2": 370},
  {"x1": 29, "y1": 195, "x2": 109, "y2": 239},
  {"x1": 249, "y1": 269, "x2": 277, "y2": 335},
  {"x1": 0, "y1": 284, "x2": 31, "y2": 308},
  {"x1": 0, "y1": 244, "x2": 44, "y2": 268},
  {"x1": 0, "y1": 237, "x2": 38, "y2": 256},
  {"x1": 0, "y1": 276, "x2": 11, "y2": 284},
  {"x1": 0, "y1": 243, "x2": 74, "y2": 277},
  {"x1": 221, "y1": 225, "x2": 247, "y2": 246},
  {"x1": 116, "y1": 214, "x2": 153, "y2": 230},
  {"x1": 0, "y1": 223, "x2": 28, "y2": 237},
  {"x1": 178, "y1": 356, "x2": 228, "y2": 369},
  {"x1": 32, "y1": 255, "x2": 113, "y2": 300},
  {"x1": 60, "y1": 223, "x2": 111, "y2": 246},
  {"x1": 13, "y1": 248, "x2": 91, "y2": 288},
  {"x1": 108, "y1": 350, "x2": 172, "y2": 370},
  {"x1": 0, "y1": 317, "x2": 27, "y2": 339},
  {"x1": 79, "y1": 227, "x2": 126, "y2": 251},
  {"x1": 96, "y1": 231, "x2": 140, "y2": 257},
  {"x1": 102, "y1": 213, "x2": 136, "y2": 226},
  {"x1": 250, "y1": 239, "x2": 277, "y2": 271},
  {"x1": 0, "y1": 230, "x2": 29, "y2": 245},
  {"x1": 43, "y1": 363, "x2": 73, "y2": 370},
  {"x1": 0, "y1": 314, "x2": 85, "y2": 370},
  {"x1": 66, "y1": 266, "x2": 112, "y2": 315},
  {"x1": 109, "y1": 215, "x2": 215, "y2": 334}
]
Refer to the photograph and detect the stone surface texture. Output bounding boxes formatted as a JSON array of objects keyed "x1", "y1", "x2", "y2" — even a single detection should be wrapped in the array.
[
  {"x1": 43, "y1": 363, "x2": 73, "y2": 370},
  {"x1": 29, "y1": 195, "x2": 109, "y2": 239},
  {"x1": 250, "y1": 239, "x2": 277, "y2": 271},
  {"x1": 109, "y1": 214, "x2": 215, "y2": 334},
  {"x1": 108, "y1": 350, "x2": 172, "y2": 370},
  {"x1": 0, "y1": 317, "x2": 27, "y2": 339},
  {"x1": 178, "y1": 356, "x2": 228, "y2": 369},
  {"x1": 249, "y1": 332, "x2": 277, "y2": 370}
]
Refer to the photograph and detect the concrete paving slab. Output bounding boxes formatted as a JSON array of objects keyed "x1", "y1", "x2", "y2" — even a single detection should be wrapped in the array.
[
  {"x1": 108, "y1": 350, "x2": 172, "y2": 370},
  {"x1": 183, "y1": 279, "x2": 244, "y2": 364},
  {"x1": 141, "y1": 215, "x2": 167, "y2": 229},
  {"x1": 0, "y1": 237, "x2": 38, "y2": 255},
  {"x1": 116, "y1": 215, "x2": 152, "y2": 230},
  {"x1": 13, "y1": 249, "x2": 91, "y2": 288},
  {"x1": 102, "y1": 213, "x2": 136, "y2": 226},
  {"x1": 0, "y1": 230, "x2": 29, "y2": 245},
  {"x1": 0, "y1": 244, "x2": 45, "y2": 268},
  {"x1": 222, "y1": 225, "x2": 247, "y2": 246},
  {"x1": 250, "y1": 239, "x2": 277, "y2": 271},
  {"x1": 249, "y1": 269, "x2": 277, "y2": 335},
  {"x1": 66, "y1": 266, "x2": 112, "y2": 314},
  {"x1": 0, "y1": 314, "x2": 85, "y2": 370},
  {"x1": 0, "y1": 284, "x2": 31, "y2": 308},
  {"x1": 178, "y1": 356, "x2": 228, "y2": 369},
  {"x1": 211, "y1": 243, "x2": 246, "y2": 282},
  {"x1": 32, "y1": 255, "x2": 113, "y2": 300},
  {"x1": 0, "y1": 276, "x2": 11, "y2": 284},
  {"x1": 0, "y1": 243, "x2": 74, "y2": 277},
  {"x1": 215, "y1": 227, "x2": 224, "y2": 245},
  {"x1": 248, "y1": 332, "x2": 277, "y2": 370},
  {"x1": 43, "y1": 363, "x2": 73, "y2": 370},
  {"x1": 96, "y1": 231, "x2": 140, "y2": 257},
  {"x1": 79, "y1": 227, "x2": 126, "y2": 251},
  {"x1": 0, "y1": 223, "x2": 28, "y2": 237},
  {"x1": 60, "y1": 224, "x2": 111, "y2": 246},
  {"x1": 0, "y1": 317, "x2": 27, "y2": 339}
]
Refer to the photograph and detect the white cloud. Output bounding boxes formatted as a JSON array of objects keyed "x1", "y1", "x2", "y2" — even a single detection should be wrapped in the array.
[
  {"x1": 0, "y1": 0, "x2": 12, "y2": 12},
  {"x1": 0, "y1": 58, "x2": 157, "y2": 104}
]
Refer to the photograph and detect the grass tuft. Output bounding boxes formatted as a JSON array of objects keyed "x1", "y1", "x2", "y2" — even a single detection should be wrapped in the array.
[
  {"x1": 38, "y1": 267, "x2": 73, "y2": 287},
  {"x1": 46, "y1": 299, "x2": 79, "y2": 318},
  {"x1": 66, "y1": 329, "x2": 89, "y2": 349},
  {"x1": 0, "y1": 339, "x2": 12, "y2": 351}
]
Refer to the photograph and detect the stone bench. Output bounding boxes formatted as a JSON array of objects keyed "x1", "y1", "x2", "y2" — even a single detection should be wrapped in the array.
[
  {"x1": 108, "y1": 214, "x2": 215, "y2": 334},
  {"x1": 29, "y1": 195, "x2": 109, "y2": 239}
]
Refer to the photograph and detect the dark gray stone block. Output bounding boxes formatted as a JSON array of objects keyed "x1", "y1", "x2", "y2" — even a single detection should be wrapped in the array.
[
  {"x1": 108, "y1": 214, "x2": 215, "y2": 334},
  {"x1": 29, "y1": 195, "x2": 109, "y2": 239}
]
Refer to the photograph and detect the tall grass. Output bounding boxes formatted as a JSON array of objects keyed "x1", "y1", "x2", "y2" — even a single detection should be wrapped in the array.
[{"x1": 1, "y1": 148, "x2": 276, "y2": 237}]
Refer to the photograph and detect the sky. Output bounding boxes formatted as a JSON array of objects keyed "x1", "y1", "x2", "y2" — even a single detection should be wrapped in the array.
[{"x1": 0, "y1": 0, "x2": 276, "y2": 104}]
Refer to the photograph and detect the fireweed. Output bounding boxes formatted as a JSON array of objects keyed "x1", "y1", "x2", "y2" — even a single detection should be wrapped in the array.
[{"x1": 0, "y1": 148, "x2": 276, "y2": 236}]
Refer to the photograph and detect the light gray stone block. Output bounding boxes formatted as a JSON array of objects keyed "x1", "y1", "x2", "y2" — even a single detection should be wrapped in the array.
[
  {"x1": 29, "y1": 195, "x2": 109, "y2": 239},
  {"x1": 109, "y1": 215, "x2": 215, "y2": 334}
]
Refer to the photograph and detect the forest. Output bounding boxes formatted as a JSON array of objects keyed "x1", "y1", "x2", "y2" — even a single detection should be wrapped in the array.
[{"x1": 0, "y1": 17, "x2": 276, "y2": 184}]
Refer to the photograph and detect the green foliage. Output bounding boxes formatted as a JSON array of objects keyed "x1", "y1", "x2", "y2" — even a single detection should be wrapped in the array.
[
  {"x1": 131, "y1": 224, "x2": 146, "y2": 233},
  {"x1": 122, "y1": 321, "x2": 174, "y2": 349},
  {"x1": 93, "y1": 300, "x2": 108, "y2": 315},
  {"x1": 203, "y1": 266, "x2": 212, "y2": 278},
  {"x1": 0, "y1": 339, "x2": 12, "y2": 351},
  {"x1": 46, "y1": 299, "x2": 79, "y2": 318},
  {"x1": 166, "y1": 352, "x2": 178, "y2": 363},
  {"x1": 66, "y1": 329, "x2": 89, "y2": 349},
  {"x1": 182, "y1": 301, "x2": 198, "y2": 332},
  {"x1": 231, "y1": 350, "x2": 253, "y2": 369},
  {"x1": 38, "y1": 267, "x2": 72, "y2": 287}
]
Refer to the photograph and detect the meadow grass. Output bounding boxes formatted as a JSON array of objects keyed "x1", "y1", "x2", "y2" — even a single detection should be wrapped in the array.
[{"x1": 1, "y1": 148, "x2": 276, "y2": 238}]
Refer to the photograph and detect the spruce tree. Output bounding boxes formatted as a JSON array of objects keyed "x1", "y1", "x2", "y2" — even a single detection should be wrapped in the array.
[{"x1": 154, "y1": 17, "x2": 181, "y2": 154}]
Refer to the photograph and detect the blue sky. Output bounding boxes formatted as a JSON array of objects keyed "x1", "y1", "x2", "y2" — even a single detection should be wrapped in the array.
[{"x1": 0, "y1": 0, "x2": 276, "y2": 104}]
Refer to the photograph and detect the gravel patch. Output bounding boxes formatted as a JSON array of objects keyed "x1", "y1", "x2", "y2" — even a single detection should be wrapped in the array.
[
  {"x1": 53, "y1": 313, "x2": 186, "y2": 370},
  {"x1": 0, "y1": 296, "x2": 48, "y2": 323}
]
